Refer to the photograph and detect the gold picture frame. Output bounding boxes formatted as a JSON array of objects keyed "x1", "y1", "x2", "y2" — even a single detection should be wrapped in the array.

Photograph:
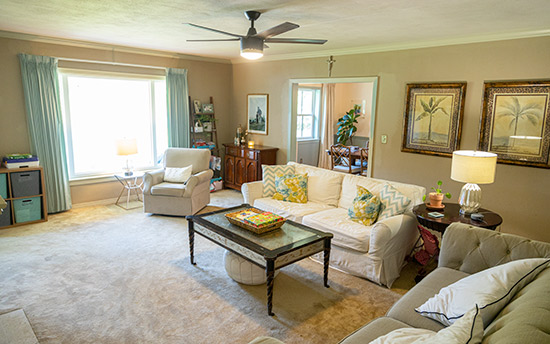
[
  {"x1": 247, "y1": 94, "x2": 268, "y2": 135},
  {"x1": 479, "y1": 80, "x2": 550, "y2": 168},
  {"x1": 402, "y1": 83, "x2": 466, "y2": 157}
]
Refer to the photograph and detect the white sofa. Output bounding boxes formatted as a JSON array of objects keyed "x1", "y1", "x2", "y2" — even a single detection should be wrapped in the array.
[{"x1": 241, "y1": 162, "x2": 425, "y2": 287}]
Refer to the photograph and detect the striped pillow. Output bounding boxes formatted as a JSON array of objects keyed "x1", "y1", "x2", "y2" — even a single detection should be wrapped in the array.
[
  {"x1": 262, "y1": 165, "x2": 295, "y2": 197},
  {"x1": 378, "y1": 183, "x2": 411, "y2": 221}
]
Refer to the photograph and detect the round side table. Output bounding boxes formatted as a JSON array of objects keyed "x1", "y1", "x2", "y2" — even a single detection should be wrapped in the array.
[{"x1": 413, "y1": 203, "x2": 502, "y2": 234}]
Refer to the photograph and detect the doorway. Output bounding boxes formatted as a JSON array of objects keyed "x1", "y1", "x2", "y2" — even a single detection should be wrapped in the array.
[{"x1": 288, "y1": 77, "x2": 378, "y2": 177}]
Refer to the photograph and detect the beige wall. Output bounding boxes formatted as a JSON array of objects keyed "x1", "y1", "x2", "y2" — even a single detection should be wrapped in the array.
[
  {"x1": 232, "y1": 36, "x2": 550, "y2": 242},
  {"x1": 334, "y1": 82, "x2": 373, "y2": 138},
  {"x1": 0, "y1": 36, "x2": 233, "y2": 204}
]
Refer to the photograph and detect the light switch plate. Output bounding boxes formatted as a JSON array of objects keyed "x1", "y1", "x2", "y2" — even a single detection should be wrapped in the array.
[{"x1": 381, "y1": 135, "x2": 387, "y2": 144}]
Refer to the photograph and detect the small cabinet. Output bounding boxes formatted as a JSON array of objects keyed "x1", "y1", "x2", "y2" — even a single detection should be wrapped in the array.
[
  {"x1": 222, "y1": 144, "x2": 278, "y2": 190},
  {"x1": 0, "y1": 166, "x2": 48, "y2": 229}
]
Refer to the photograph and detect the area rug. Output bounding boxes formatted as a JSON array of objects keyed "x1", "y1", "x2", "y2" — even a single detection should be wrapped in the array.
[{"x1": 0, "y1": 204, "x2": 403, "y2": 344}]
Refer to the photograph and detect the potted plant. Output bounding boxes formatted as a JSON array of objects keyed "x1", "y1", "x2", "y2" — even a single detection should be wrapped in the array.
[
  {"x1": 422, "y1": 180, "x2": 451, "y2": 208},
  {"x1": 196, "y1": 114, "x2": 217, "y2": 132},
  {"x1": 336, "y1": 105, "x2": 362, "y2": 145}
]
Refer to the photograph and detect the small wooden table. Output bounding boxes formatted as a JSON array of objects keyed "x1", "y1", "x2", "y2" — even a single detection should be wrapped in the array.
[
  {"x1": 413, "y1": 203, "x2": 503, "y2": 233},
  {"x1": 186, "y1": 204, "x2": 333, "y2": 316}
]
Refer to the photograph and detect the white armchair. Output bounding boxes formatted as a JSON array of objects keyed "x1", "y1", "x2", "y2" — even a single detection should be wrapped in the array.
[{"x1": 143, "y1": 148, "x2": 213, "y2": 216}]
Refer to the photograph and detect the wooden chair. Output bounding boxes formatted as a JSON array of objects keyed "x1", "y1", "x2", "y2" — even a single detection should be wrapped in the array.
[
  {"x1": 359, "y1": 148, "x2": 368, "y2": 176},
  {"x1": 330, "y1": 144, "x2": 361, "y2": 174}
]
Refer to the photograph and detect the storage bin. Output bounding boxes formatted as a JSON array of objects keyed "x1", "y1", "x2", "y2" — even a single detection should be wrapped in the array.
[
  {"x1": 13, "y1": 197, "x2": 42, "y2": 223},
  {"x1": 0, "y1": 200, "x2": 11, "y2": 227},
  {"x1": 11, "y1": 171, "x2": 41, "y2": 198},
  {"x1": 0, "y1": 173, "x2": 7, "y2": 198}
]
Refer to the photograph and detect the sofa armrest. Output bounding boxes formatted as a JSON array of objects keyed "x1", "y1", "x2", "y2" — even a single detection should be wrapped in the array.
[
  {"x1": 241, "y1": 181, "x2": 264, "y2": 205},
  {"x1": 143, "y1": 169, "x2": 165, "y2": 194},
  {"x1": 183, "y1": 169, "x2": 214, "y2": 197},
  {"x1": 368, "y1": 214, "x2": 418, "y2": 259},
  {"x1": 438, "y1": 222, "x2": 550, "y2": 274}
]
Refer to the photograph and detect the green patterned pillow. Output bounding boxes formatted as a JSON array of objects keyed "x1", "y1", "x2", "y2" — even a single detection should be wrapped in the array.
[
  {"x1": 348, "y1": 185, "x2": 381, "y2": 226},
  {"x1": 262, "y1": 165, "x2": 295, "y2": 197},
  {"x1": 378, "y1": 183, "x2": 411, "y2": 221},
  {"x1": 273, "y1": 173, "x2": 308, "y2": 203}
]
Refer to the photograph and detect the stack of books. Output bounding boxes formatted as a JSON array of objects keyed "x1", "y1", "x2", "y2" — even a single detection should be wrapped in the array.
[{"x1": 2, "y1": 154, "x2": 39, "y2": 169}]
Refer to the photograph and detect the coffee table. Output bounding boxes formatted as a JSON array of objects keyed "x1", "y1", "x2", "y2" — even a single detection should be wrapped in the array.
[{"x1": 186, "y1": 204, "x2": 333, "y2": 316}]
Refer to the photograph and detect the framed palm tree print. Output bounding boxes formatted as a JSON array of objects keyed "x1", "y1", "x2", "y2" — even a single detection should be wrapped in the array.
[
  {"x1": 479, "y1": 80, "x2": 550, "y2": 168},
  {"x1": 402, "y1": 83, "x2": 466, "y2": 157}
]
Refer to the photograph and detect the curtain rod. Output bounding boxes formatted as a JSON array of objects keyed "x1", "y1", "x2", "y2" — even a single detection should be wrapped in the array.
[{"x1": 57, "y1": 56, "x2": 167, "y2": 71}]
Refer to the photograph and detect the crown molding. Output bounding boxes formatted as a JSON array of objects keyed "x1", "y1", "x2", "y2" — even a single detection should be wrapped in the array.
[
  {"x1": 231, "y1": 29, "x2": 550, "y2": 64},
  {"x1": 0, "y1": 30, "x2": 232, "y2": 64}
]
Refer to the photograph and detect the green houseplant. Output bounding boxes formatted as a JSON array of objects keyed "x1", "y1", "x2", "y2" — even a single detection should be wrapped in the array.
[
  {"x1": 422, "y1": 180, "x2": 452, "y2": 208},
  {"x1": 336, "y1": 105, "x2": 361, "y2": 145}
]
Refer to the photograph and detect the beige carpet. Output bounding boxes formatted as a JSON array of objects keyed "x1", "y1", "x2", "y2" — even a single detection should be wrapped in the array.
[
  {"x1": 0, "y1": 309, "x2": 39, "y2": 344},
  {"x1": 0, "y1": 191, "x2": 416, "y2": 344}
]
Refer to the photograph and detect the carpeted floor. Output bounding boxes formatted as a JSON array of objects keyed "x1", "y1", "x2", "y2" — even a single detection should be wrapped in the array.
[{"x1": 0, "y1": 190, "x2": 418, "y2": 344}]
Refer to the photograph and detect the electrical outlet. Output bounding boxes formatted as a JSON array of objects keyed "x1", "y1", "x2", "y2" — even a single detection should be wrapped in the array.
[{"x1": 381, "y1": 135, "x2": 387, "y2": 144}]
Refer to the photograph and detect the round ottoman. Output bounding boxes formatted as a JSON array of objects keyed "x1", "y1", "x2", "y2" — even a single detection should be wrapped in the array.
[{"x1": 224, "y1": 250, "x2": 279, "y2": 285}]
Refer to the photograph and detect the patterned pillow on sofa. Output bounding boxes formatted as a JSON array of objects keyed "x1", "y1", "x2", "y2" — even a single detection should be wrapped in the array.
[
  {"x1": 378, "y1": 183, "x2": 411, "y2": 221},
  {"x1": 348, "y1": 185, "x2": 381, "y2": 226},
  {"x1": 262, "y1": 165, "x2": 295, "y2": 197},
  {"x1": 273, "y1": 173, "x2": 308, "y2": 203}
]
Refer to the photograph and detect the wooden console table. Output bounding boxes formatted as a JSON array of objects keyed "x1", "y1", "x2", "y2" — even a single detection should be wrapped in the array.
[{"x1": 223, "y1": 144, "x2": 277, "y2": 190}]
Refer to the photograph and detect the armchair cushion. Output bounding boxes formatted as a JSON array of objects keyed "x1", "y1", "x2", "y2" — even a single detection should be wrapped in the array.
[
  {"x1": 164, "y1": 165, "x2": 192, "y2": 183},
  {"x1": 151, "y1": 182, "x2": 186, "y2": 197}
]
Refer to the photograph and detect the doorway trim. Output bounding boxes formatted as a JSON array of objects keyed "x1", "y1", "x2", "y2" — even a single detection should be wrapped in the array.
[{"x1": 288, "y1": 76, "x2": 379, "y2": 177}]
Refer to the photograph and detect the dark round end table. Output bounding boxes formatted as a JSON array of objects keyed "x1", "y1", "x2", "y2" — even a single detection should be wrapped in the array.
[{"x1": 413, "y1": 203, "x2": 503, "y2": 234}]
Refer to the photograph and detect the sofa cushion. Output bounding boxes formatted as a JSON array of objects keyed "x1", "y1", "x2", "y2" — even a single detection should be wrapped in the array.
[
  {"x1": 253, "y1": 198, "x2": 334, "y2": 223},
  {"x1": 164, "y1": 165, "x2": 192, "y2": 183},
  {"x1": 151, "y1": 182, "x2": 186, "y2": 197},
  {"x1": 387, "y1": 267, "x2": 469, "y2": 332},
  {"x1": 303, "y1": 207, "x2": 372, "y2": 253},
  {"x1": 415, "y1": 258, "x2": 550, "y2": 326},
  {"x1": 377, "y1": 184, "x2": 411, "y2": 221},
  {"x1": 340, "y1": 317, "x2": 412, "y2": 344},
  {"x1": 291, "y1": 162, "x2": 343, "y2": 207},
  {"x1": 483, "y1": 267, "x2": 550, "y2": 344},
  {"x1": 273, "y1": 173, "x2": 308, "y2": 203},
  {"x1": 262, "y1": 165, "x2": 295, "y2": 197},
  {"x1": 369, "y1": 306, "x2": 483, "y2": 344},
  {"x1": 348, "y1": 185, "x2": 381, "y2": 226}
]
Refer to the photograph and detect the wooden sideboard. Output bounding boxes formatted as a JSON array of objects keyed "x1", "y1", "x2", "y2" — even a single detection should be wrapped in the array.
[{"x1": 223, "y1": 144, "x2": 278, "y2": 190}]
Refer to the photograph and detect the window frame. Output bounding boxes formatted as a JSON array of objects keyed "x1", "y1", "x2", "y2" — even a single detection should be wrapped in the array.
[
  {"x1": 58, "y1": 69, "x2": 167, "y2": 180},
  {"x1": 296, "y1": 86, "x2": 322, "y2": 141}
]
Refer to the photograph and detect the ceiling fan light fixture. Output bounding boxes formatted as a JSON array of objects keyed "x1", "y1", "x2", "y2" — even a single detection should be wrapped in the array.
[{"x1": 240, "y1": 37, "x2": 264, "y2": 60}]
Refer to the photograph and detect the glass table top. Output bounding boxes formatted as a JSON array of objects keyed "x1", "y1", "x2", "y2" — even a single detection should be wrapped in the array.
[{"x1": 195, "y1": 206, "x2": 326, "y2": 251}]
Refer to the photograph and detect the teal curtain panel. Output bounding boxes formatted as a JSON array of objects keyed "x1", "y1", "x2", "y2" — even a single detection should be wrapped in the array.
[
  {"x1": 18, "y1": 53, "x2": 72, "y2": 213},
  {"x1": 166, "y1": 68, "x2": 190, "y2": 148}
]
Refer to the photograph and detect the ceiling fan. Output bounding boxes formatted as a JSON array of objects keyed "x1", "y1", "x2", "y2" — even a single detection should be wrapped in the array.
[{"x1": 186, "y1": 10, "x2": 327, "y2": 60}]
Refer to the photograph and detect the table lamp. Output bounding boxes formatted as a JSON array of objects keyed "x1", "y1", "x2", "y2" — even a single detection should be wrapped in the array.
[
  {"x1": 451, "y1": 150, "x2": 497, "y2": 215},
  {"x1": 116, "y1": 138, "x2": 138, "y2": 176}
]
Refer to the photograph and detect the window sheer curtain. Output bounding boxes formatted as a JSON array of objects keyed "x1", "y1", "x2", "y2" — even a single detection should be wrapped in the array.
[
  {"x1": 317, "y1": 83, "x2": 336, "y2": 169},
  {"x1": 18, "y1": 53, "x2": 72, "y2": 213},
  {"x1": 166, "y1": 68, "x2": 190, "y2": 148}
]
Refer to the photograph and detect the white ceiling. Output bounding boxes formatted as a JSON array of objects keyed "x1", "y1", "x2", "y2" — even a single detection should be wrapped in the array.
[{"x1": 1, "y1": 0, "x2": 549, "y2": 62}]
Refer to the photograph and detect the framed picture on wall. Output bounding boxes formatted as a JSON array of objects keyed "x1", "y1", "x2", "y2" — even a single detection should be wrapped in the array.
[
  {"x1": 247, "y1": 94, "x2": 269, "y2": 135},
  {"x1": 201, "y1": 103, "x2": 214, "y2": 114},
  {"x1": 479, "y1": 80, "x2": 550, "y2": 169},
  {"x1": 401, "y1": 83, "x2": 466, "y2": 157},
  {"x1": 193, "y1": 100, "x2": 202, "y2": 114}
]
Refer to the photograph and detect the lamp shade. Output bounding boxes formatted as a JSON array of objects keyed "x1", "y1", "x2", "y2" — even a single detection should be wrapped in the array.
[
  {"x1": 451, "y1": 150, "x2": 497, "y2": 184},
  {"x1": 240, "y1": 37, "x2": 264, "y2": 60},
  {"x1": 116, "y1": 138, "x2": 138, "y2": 156}
]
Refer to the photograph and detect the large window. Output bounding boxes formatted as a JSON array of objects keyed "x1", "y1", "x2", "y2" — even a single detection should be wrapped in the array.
[
  {"x1": 296, "y1": 87, "x2": 321, "y2": 140},
  {"x1": 59, "y1": 71, "x2": 167, "y2": 179}
]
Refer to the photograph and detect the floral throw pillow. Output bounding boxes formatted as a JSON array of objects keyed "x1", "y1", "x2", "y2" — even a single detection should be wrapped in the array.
[
  {"x1": 273, "y1": 173, "x2": 308, "y2": 203},
  {"x1": 348, "y1": 185, "x2": 381, "y2": 226}
]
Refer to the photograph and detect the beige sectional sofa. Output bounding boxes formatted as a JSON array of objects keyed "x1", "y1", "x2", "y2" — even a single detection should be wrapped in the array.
[
  {"x1": 250, "y1": 223, "x2": 550, "y2": 344},
  {"x1": 241, "y1": 162, "x2": 425, "y2": 287}
]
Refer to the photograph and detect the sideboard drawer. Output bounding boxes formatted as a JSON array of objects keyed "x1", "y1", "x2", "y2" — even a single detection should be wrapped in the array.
[
  {"x1": 227, "y1": 146, "x2": 241, "y2": 157},
  {"x1": 246, "y1": 150, "x2": 257, "y2": 160}
]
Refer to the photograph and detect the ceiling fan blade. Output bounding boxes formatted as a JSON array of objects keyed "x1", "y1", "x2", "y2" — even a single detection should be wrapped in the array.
[
  {"x1": 254, "y1": 22, "x2": 299, "y2": 39},
  {"x1": 265, "y1": 38, "x2": 328, "y2": 44},
  {"x1": 185, "y1": 23, "x2": 243, "y2": 38},
  {"x1": 187, "y1": 39, "x2": 240, "y2": 42}
]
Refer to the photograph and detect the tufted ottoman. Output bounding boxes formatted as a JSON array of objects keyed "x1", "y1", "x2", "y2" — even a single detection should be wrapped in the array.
[{"x1": 224, "y1": 250, "x2": 279, "y2": 285}]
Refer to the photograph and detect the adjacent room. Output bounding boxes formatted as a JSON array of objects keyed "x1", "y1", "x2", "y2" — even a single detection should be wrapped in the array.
[{"x1": 1, "y1": 1, "x2": 549, "y2": 343}]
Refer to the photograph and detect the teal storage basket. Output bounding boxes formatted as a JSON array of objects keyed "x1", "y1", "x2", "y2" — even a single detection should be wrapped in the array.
[
  {"x1": 13, "y1": 196, "x2": 42, "y2": 223},
  {"x1": 0, "y1": 173, "x2": 7, "y2": 199}
]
